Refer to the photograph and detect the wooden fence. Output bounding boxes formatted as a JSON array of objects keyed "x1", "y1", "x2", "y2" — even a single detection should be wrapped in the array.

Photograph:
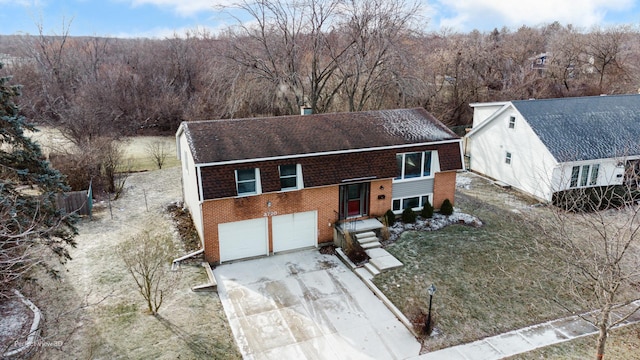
[{"x1": 55, "y1": 190, "x2": 92, "y2": 217}]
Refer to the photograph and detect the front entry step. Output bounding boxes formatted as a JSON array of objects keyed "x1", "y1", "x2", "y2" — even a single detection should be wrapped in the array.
[
  {"x1": 361, "y1": 241, "x2": 382, "y2": 250},
  {"x1": 354, "y1": 231, "x2": 382, "y2": 250},
  {"x1": 355, "y1": 231, "x2": 377, "y2": 242}
]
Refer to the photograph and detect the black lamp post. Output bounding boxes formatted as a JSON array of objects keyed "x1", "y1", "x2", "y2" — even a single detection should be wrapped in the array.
[{"x1": 425, "y1": 284, "x2": 436, "y2": 335}]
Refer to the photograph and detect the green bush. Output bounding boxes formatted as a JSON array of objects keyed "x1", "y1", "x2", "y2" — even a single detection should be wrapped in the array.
[
  {"x1": 421, "y1": 200, "x2": 434, "y2": 218},
  {"x1": 384, "y1": 209, "x2": 396, "y2": 226},
  {"x1": 402, "y1": 207, "x2": 417, "y2": 223},
  {"x1": 440, "y1": 198, "x2": 454, "y2": 215}
]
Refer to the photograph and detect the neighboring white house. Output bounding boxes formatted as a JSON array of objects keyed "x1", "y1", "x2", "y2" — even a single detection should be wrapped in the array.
[{"x1": 465, "y1": 94, "x2": 640, "y2": 202}]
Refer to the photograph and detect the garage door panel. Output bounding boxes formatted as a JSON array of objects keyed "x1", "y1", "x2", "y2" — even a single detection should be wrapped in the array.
[
  {"x1": 219, "y1": 218, "x2": 268, "y2": 262},
  {"x1": 273, "y1": 211, "x2": 317, "y2": 253}
]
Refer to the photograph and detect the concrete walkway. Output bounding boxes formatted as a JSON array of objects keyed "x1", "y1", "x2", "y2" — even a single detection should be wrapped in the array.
[{"x1": 411, "y1": 300, "x2": 640, "y2": 360}]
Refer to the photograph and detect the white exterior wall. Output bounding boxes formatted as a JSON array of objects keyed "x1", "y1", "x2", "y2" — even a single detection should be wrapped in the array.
[
  {"x1": 470, "y1": 103, "x2": 508, "y2": 127},
  {"x1": 176, "y1": 131, "x2": 204, "y2": 242},
  {"x1": 467, "y1": 107, "x2": 559, "y2": 201}
]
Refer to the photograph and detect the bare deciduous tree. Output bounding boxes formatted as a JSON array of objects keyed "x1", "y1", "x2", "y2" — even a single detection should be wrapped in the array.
[
  {"x1": 530, "y1": 182, "x2": 640, "y2": 360},
  {"x1": 98, "y1": 139, "x2": 131, "y2": 199},
  {"x1": 145, "y1": 140, "x2": 169, "y2": 169},
  {"x1": 116, "y1": 230, "x2": 176, "y2": 315},
  {"x1": 582, "y1": 26, "x2": 633, "y2": 94},
  {"x1": 336, "y1": 0, "x2": 420, "y2": 111}
]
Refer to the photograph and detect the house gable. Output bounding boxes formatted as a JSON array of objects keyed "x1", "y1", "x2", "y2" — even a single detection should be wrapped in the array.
[
  {"x1": 467, "y1": 94, "x2": 640, "y2": 201},
  {"x1": 467, "y1": 103, "x2": 559, "y2": 201}
]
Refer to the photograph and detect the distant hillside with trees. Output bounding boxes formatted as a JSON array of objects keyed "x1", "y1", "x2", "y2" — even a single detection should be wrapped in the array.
[{"x1": 1, "y1": 1, "x2": 639, "y2": 138}]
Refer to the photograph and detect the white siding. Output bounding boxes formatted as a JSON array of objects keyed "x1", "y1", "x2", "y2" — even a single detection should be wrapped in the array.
[
  {"x1": 177, "y1": 131, "x2": 204, "y2": 242},
  {"x1": 552, "y1": 159, "x2": 626, "y2": 191},
  {"x1": 471, "y1": 103, "x2": 508, "y2": 127},
  {"x1": 467, "y1": 106, "x2": 558, "y2": 201}
]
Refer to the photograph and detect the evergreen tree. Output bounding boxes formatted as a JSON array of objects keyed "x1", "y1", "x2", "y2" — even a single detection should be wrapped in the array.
[{"x1": 1, "y1": 63, "x2": 77, "y2": 295}]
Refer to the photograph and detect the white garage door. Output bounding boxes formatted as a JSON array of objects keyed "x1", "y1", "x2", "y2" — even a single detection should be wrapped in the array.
[
  {"x1": 272, "y1": 211, "x2": 317, "y2": 253},
  {"x1": 218, "y1": 218, "x2": 268, "y2": 263}
]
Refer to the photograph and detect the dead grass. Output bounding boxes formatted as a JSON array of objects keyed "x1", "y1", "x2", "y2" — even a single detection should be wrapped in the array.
[
  {"x1": 29, "y1": 126, "x2": 180, "y2": 172},
  {"x1": 373, "y1": 173, "x2": 581, "y2": 352},
  {"x1": 122, "y1": 136, "x2": 180, "y2": 171},
  {"x1": 20, "y1": 167, "x2": 240, "y2": 359}
]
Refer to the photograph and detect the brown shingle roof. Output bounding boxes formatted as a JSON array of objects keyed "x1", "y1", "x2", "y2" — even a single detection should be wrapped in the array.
[{"x1": 180, "y1": 108, "x2": 459, "y2": 164}]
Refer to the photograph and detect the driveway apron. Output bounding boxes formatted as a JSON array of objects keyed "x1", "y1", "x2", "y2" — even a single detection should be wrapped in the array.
[{"x1": 214, "y1": 249, "x2": 421, "y2": 359}]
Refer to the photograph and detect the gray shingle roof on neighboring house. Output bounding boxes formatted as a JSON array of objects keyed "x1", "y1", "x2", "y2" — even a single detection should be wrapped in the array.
[
  {"x1": 180, "y1": 108, "x2": 459, "y2": 164},
  {"x1": 512, "y1": 94, "x2": 640, "y2": 162}
]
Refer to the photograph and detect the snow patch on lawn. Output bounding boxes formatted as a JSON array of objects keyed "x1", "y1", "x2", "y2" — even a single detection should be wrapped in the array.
[
  {"x1": 455, "y1": 174, "x2": 473, "y2": 189},
  {"x1": 386, "y1": 210, "x2": 482, "y2": 243}
]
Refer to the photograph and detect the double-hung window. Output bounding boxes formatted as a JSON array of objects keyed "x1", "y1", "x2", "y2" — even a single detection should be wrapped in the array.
[
  {"x1": 396, "y1": 151, "x2": 433, "y2": 180},
  {"x1": 508, "y1": 116, "x2": 516, "y2": 129},
  {"x1": 236, "y1": 168, "x2": 260, "y2": 196},
  {"x1": 279, "y1": 164, "x2": 301, "y2": 190},
  {"x1": 505, "y1": 152, "x2": 512, "y2": 165}
]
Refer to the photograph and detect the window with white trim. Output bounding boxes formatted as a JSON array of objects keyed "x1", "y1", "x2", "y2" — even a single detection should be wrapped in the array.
[
  {"x1": 505, "y1": 152, "x2": 512, "y2": 165},
  {"x1": 235, "y1": 168, "x2": 261, "y2": 196},
  {"x1": 396, "y1": 151, "x2": 433, "y2": 180},
  {"x1": 392, "y1": 194, "x2": 432, "y2": 212},
  {"x1": 508, "y1": 116, "x2": 516, "y2": 129},
  {"x1": 569, "y1": 164, "x2": 599, "y2": 188},
  {"x1": 279, "y1": 164, "x2": 303, "y2": 190}
]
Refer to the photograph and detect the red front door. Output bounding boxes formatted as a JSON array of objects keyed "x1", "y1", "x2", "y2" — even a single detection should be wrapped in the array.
[{"x1": 340, "y1": 183, "x2": 370, "y2": 219}]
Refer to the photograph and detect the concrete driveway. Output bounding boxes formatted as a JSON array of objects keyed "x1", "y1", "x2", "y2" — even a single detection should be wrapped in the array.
[{"x1": 214, "y1": 249, "x2": 420, "y2": 359}]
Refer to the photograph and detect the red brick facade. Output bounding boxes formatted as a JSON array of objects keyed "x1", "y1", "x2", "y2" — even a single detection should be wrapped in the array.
[
  {"x1": 432, "y1": 171, "x2": 458, "y2": 210},
  {"x1": 201, "y1": 178, "x2": 394, "y2": 263}
]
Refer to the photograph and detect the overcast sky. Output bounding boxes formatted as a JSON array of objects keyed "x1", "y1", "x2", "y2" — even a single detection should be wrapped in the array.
[{"x1": 1, "y1": 0, "x2": 639, "y2": 38}]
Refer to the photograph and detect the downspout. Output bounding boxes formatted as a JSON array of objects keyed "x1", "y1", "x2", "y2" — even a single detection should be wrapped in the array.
[{"x1": 171, "y1": 249, "x2": 204, "y2": 271}]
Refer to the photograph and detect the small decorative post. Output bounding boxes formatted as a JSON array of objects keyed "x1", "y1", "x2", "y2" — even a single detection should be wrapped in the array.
[{"x1": 425, "y1": 284, "x2": 436, "y2": 335}]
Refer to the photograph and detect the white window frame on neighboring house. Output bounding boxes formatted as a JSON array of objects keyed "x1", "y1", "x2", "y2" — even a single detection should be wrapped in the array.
[
  {"x1": 279, "y1": 164, "x2": 304, "y2": 191},
  {"x1": 569, "y1": 164, "x2": 599, "y2": 188},
  {"x1": 395, "y1": 151, "x2": 435, "y2": 181},
  {"x1": 508, "y1": 116, "x2": 516, "y2": 129},
  {"x1": 235, "y1": 168, "x2": 262, "y2": 196},
  {"x1": 505, "y1": 151, "x2": 512, "y2": 165}
]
